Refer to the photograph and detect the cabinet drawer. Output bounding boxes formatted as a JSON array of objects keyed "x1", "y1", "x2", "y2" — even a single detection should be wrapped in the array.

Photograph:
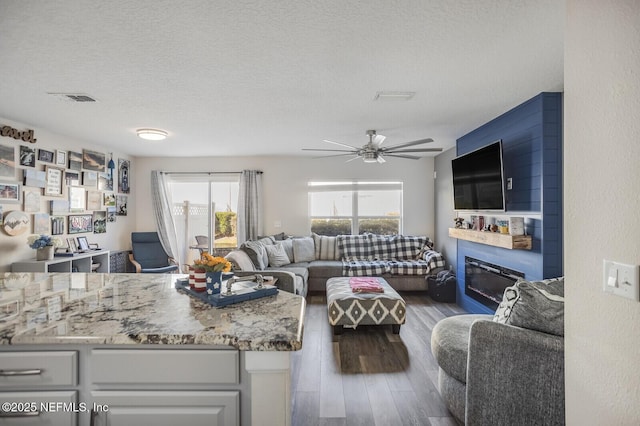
[
  {"x1": 90, "y1": 349, "x2": 239, "y2": 385},
  {"x1": 0, "y1": 352, "x2": 77, "y2": 388},
  {"x1": 91, "y1": 390, "x2": 238, "y2": 426},
  {"x1": 0, "y1": 390, "x2": 77, "y2": 426}
]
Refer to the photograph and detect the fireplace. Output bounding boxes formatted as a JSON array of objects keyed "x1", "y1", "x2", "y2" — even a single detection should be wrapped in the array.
[{"x1": 464, "y1": 256, "x2": 524, "y2": 310}]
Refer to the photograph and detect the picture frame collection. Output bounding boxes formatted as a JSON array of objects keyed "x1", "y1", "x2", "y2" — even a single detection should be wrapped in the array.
[{"x1": 0, "y1": 139, "x2": 131, "y2": 250}]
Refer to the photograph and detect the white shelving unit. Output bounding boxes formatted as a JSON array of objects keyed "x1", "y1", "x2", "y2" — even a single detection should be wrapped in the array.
[{"x1": 11, "y1": 249, "x2": 110, "y2": 273}]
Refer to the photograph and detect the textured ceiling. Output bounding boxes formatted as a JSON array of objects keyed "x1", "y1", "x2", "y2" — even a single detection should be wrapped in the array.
[{"x1": 0, "y1": 0, "x2": 564, "y2": 158}]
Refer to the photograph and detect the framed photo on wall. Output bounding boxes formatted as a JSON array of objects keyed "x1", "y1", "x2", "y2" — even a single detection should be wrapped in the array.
[
  {"x1": 56, "y1": 150, "x2": 67, "y2": 167},
  {"x1": 0, "y1": 144, "x2": 15, "y2": 178},
  {"x1": 82, "y1": 149, "x2": 105, "y2": 172},
  {"x1": 86, "y1": 190, "x2": 101, "y2": 210},
  {"x1": 23, "y1": 189, "x2": 40, "y2": 212},
  {"x1": 118, "y1": 158, "x2": 130, "y2": 193},
  {"x1": 44, "y1": 166, "x2": 64, "y2": 197},
  {"x1": 116, "y1": 195, "x2": 127, "y2": 215},
  {"x1": 65, "y1": 171, "x2": 80, "y2": 186},
  {"x1": 82, "y1": 171, "x2": 98, "y2": 188},
  {"x1": 68, "y1": 151, "x2": 82, "y2": 171},
  {"x1": 92, "y1": 211, "x2": 106, "y2": 234},
  {"x1": 33, "y1": 212, "x2": 50, "y2": 234},
  {"x1": 69, "y1": 186, "x2": 86, "y2": 212},
  {"x1": 0, "y1": 181, "x2": 20, "y2": 203},
  {"x1": 38, "y1": 149, "x2": 55, "y2": 163},
  {"x1": 51, "y1": 216, "x2": 65, "y2": 235},
  {"x1": 68, "y1": 214, "x2": 93, "y2": 234},
  {"x1": 19, "y1": 145, "x2": 36, "y2": 167},
  {"x1": 24, "y1": 169, "x2": 46, "y2": 188}
]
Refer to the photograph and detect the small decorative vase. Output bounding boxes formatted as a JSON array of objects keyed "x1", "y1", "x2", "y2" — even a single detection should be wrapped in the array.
[
  {"x1": 36, "y1": 245, "x2": 54, "y2": 261},
  {"x1": 193, "y1": 268, "x2": 207, "y2": 292},
  {"x1": 188, "y1": 266, "x2": 196, "y2": 289},
  {"x1": 205, "y1": 271, "x2": 223, "y2": 295}
]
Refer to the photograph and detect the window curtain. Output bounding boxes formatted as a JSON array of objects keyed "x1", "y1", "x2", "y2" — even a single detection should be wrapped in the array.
[
  {"x1": 150, "y1": 170, "x2": 183, "y2": 269},
  {"x1": 237, "y1": 170, "x2": 263, "y2": 243}
]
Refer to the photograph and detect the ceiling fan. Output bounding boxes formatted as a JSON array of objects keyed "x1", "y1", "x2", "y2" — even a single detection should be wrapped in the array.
[{"x1": 302, "y1": 130, "x2": 442, "y2": 163}]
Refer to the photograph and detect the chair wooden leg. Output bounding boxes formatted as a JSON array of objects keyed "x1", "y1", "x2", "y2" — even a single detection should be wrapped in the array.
[
  {"x1": 392, "y1": 324, "x2": 401, "y2": 334},
  {"x1": 333, "y1": 325, "x2": 344, "y2": 335}
]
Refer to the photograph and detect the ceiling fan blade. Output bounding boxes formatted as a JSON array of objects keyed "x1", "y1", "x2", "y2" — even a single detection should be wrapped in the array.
[
  {"x1": 302, "y1": 148, "x2": 357, "y2": 153},
  {"x1": 377, "y1": 154, "x2": 386, "y2": 163},
  {"x1": 345, "y1": 155, "x2": 363, "y2": 163},
  {"x1": 382, "y1": 138, "x2": 434, "y2": 151},
  {"x1": 384, "y1": 153, "x2": 422, "y2": 160},
  {"x1": 385, "y1": 147, "x2": 443, "y2": 153},
  {"x1": 311, "y1": 153, "x2": 359, "y2": 159},
  {"x1": 372, "y1": 134, "x2": 386, "y2": 146},
  {"x1": 323, "y1": 139, "x2": 361, "y2": 150}
]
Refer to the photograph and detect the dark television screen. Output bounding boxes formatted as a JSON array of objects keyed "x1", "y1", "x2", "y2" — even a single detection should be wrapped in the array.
[{"x1": 452, "y1": 140, "x2": 505, "y2": 211}]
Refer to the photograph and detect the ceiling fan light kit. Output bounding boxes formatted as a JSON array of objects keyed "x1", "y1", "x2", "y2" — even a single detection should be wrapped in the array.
[{"x1": 303, "y1": 129, "x2": 442, "y2": 163}]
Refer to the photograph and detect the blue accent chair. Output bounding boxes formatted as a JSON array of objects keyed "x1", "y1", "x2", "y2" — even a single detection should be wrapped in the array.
[{"x1": 129, "y1": 232, "x2": 179, "y2": 273}]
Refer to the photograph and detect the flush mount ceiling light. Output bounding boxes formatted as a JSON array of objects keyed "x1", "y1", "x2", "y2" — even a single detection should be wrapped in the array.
[
  {"x1": 373, "y1": 91, "x2": 416, "y2": 101},
  {"x1": 136, "y1": 128, "x2": 168, "y2": 141}
]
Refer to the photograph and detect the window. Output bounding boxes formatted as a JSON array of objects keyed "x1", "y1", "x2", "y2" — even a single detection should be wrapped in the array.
[
  {"x1": 308, "y1": 181, "x2": 403, "y2": 235},
  {"x1": 167, "y1": 173, "x2": 240, "y2": 262}
]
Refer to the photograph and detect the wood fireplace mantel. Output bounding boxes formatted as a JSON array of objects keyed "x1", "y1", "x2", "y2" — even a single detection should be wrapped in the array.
[{"x1": 448, "y1": 228, "x2": 532, "y2": 250}]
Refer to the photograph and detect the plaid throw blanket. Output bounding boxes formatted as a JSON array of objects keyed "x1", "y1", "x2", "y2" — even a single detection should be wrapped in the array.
[{"x1": 338, "y1": 234, "x2": 445, "y2": 276}]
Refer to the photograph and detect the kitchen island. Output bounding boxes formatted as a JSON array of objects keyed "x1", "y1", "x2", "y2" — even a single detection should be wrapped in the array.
[{"x1": 0, "y1": 272, "x2": 305, "y2": 426}]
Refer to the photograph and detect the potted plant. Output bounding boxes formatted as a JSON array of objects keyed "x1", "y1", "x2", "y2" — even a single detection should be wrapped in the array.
[
  {"x1": 27, "y1": 234, "x2": 63, "y2": 260},
  {"x1": 193, "y1": 253, "x2": 232, "y2": 294}
]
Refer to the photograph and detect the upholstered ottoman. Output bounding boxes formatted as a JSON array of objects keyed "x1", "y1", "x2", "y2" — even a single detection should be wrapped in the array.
[{"x1": 326, "y1": 276, "x2": 406, "y2": 335}]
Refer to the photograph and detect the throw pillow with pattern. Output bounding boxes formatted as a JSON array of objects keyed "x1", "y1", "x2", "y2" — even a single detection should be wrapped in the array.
[{"x1": 493, "y1": 277, "x2": 564, "y2": 336}]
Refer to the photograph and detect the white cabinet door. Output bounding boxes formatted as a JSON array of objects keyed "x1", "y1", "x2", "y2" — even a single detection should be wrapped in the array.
[
  {"x1": 90, "y1": 391, "x2": 239, "y2": 426},
  {"x1": 0, "y1": 391, "x2": 77, "y2": 426},
  {"x1": 0, "y1": 351, "x2": 78, "y2": 389}
]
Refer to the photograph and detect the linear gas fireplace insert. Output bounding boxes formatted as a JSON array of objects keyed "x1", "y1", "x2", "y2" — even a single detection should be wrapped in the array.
[{"x1": 464, "y1": 256, "x2": 524, "y2": 310}]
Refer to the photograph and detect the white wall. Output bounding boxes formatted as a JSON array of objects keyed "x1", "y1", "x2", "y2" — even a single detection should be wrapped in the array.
[
  {"x1": 434, "y1": 147, "x2": 457, "y2": 269},
  {"x1": 565, "y1": 0, "x2": 640, "y2": 423},
  {"x1": 0, "y1": 117, "x2": 135, "y2": 272},
  {"x1": 134, "y1": 156, "x2": 436, "y2": 239}
]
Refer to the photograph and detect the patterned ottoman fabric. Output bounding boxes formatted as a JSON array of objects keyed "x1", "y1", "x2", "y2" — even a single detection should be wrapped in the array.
[{"x1": 326, "y1": 276, "x2": 406, "y2": 334}]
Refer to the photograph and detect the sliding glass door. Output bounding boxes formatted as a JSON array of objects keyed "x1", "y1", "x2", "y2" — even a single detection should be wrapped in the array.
[{"x1": 167, "y1": 173, "x2": 239, "y2": 264}]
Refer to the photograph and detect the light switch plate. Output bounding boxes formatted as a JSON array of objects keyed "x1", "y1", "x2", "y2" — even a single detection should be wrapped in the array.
[{"x1": 603, "y1": 260, "x2": 639, "y2": 301}]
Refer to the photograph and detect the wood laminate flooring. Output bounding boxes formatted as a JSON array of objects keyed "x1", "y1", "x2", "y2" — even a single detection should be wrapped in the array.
[{"x1": 291, "y1": 292, "x2": 468, "y2": 426}]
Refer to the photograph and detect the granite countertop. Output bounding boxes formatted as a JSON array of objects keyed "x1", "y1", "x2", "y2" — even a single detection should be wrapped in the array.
[{"x1": 0, "y1": 272, "x2": 305, "y2": 351}]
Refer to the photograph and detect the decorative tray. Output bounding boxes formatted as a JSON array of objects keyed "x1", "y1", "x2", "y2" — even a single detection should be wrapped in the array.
[{"x1": 175, "y1": 278, "x2": 278, "y2": 308}]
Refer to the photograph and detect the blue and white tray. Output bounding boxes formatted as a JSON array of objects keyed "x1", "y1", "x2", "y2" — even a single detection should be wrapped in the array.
[{"x1": 175, "y1": 278, "x2": 278, "y2": 308}]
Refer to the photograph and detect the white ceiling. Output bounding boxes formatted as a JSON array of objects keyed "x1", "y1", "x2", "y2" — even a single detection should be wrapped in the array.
[{"x1": 0, "y1": 0, "x2": 564, "y2": 158}]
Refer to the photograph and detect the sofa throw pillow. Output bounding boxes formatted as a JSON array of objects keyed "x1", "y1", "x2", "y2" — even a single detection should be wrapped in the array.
[
  {"x1": 493, "y1": 277, "x2": 565, "y2": 336},
  {"x1": 394, "y1": 235, "x2": 429, "y2": 260},
  {"x1": 265, "y1": 243, "x2": 291, "y2": 267},
  {"x1": 369, "y1": 234, "x2": 395, "y2": 260},
  {"x1": 240, "y1": 240, "x2": 268, "y2": 270},
  {"x1": 278, "y1": 239, "x2": 294, "y2": 262},
  {"x1": 337, "y1": 234, "x2": 373, "y2": 261},
  {"x1": 292, "y1": 237, "x2": 315, "y2": 262},
  {"x1": 312, "y1": 233, "x2": 340, "y2": 260},
  {"x1": 257, "y1": 232, "x2": 287, "y2": 241}
]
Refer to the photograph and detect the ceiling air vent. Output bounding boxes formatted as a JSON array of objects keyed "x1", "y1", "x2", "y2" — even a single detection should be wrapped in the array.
[{"x1": 48, "y1": 93, "x2": 98, "y2": 102}]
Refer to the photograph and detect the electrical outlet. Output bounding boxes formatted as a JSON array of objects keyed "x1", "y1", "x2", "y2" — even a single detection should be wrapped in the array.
[
  {"x1": 603, "y1": 260, "x2": 639, "y2": 301},
  {"x1": 506, "y1": 178, "x2": 513, "y2": 190}
]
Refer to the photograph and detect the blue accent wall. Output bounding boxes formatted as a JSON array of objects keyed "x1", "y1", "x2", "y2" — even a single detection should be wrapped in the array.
[{"x1": 455, "y1": 93, "x2": 563, "y2": 314}]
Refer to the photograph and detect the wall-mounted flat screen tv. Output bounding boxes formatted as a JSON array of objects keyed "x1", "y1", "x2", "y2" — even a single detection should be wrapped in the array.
[{"x1": 452, "y1": 140, "x2": 505, "y2": 211}]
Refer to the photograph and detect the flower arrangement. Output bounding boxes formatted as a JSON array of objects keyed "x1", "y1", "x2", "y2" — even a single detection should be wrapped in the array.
[
  {"x1": 193, "y1": 252, "x2": 232, "y2": 273},
  {"x1": 27, "y1": 234, "x2": 63, "y2": 249}
]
